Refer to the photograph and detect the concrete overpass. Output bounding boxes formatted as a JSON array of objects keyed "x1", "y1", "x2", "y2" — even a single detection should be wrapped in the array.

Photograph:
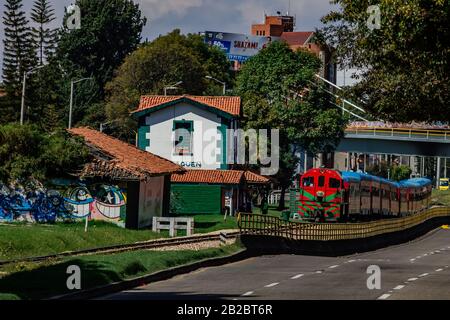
[{"x1": 333, "y1": 126, "x2": 450, "y2": 187}]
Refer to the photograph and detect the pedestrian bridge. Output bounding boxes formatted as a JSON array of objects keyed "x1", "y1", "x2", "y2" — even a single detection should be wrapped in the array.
[{"x1": 337, "y1": 125, "x2": 450, "y2": 157}]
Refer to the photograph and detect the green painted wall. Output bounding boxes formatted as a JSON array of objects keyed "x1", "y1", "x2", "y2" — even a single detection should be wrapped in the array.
[
  {"x1": 138, "y1": 117, "x2": 150, "y2": 151},
  {"x1": 171, "y1": 184, "x2": 222, "y2": 215}
]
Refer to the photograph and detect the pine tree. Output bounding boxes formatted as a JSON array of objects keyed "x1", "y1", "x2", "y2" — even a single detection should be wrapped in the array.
[
  {"x1": 31, "y1": 0, "x2": 57, "y2": 65},
  {"x1": 2, "y1": 0, "x2": 36, "y2": 94}
]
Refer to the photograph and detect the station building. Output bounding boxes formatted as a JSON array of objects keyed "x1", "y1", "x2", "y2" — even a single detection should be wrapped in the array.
[{"x1": 132, "y1": 95, "x2": 269, "y2": 216}]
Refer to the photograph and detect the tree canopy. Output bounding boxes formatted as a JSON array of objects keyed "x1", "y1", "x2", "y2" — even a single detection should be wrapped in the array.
[
  {"x1": 319, "y1": 0, "x2": 450, "y2": 122},
  {"x1": 236, "y1": 41, "x2": 348, "y2": 209},
  {"x1": 105, "y1": 29, "x2": 232, "y2": 140}
]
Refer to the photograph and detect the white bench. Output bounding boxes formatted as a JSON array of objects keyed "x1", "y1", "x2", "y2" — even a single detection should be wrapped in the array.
[{"x1": 152, "y1": 217, "x2": 195, "y2": 237}]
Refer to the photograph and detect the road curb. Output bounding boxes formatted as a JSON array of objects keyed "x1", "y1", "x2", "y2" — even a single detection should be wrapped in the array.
[{"x1": 49, "y1": 248, "x2": 250, "y2": 300}]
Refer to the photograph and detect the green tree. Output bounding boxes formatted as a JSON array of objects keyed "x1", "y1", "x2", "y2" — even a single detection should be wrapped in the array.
[
  {"x1": 320, "y1": 0, "x2": 450, "y2": 122},
  {"x1": 2, "y1": 0, "x2": 36, "y2": 95},
  {"x1": 31, "y1": 0, "x2": 57, "y2": 65},
  {"x1": 105, "y1": 29, "x2": 232, "y2": 140},
  {"x1": 57, "y1": 0, "x2": 146, "y2": 98},
  {"x1": 236, "y1": 41, "x2": 347, "y2": 209},
  {"x1": 0, "y1": 123, "x2": 89, "y2": 183},
  {"x1": 391, "y1": 165, "x2": 413, "y2": 182}
]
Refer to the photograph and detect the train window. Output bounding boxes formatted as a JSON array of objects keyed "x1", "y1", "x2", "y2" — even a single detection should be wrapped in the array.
[
  {"x1": 329, "y1": 178, "x2": 341, "y2": 189},
  {"x1": 318, "y1": 176, "x2": 325, "y2": 187},
  {"x1": 303, "y1": 177, "x2": 314, "y2": 187}
]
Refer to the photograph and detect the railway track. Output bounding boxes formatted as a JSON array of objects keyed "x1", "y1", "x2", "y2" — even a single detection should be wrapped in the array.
[{"x1": 0, "y1": 231, "x2": 240, "y2": 267}]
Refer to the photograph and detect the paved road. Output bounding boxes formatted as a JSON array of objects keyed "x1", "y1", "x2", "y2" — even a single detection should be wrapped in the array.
[{"x1": 103, "y1": 227, "x2": 450, "y2": 300}]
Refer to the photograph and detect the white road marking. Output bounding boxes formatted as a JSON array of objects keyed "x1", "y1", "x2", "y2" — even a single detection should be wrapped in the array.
[
  {"x1": 410, "y1": 259, "x2": 415, "y2": 262},
  {"x1": 347, "y1": 260, "x2": 356, "y2": 263},
  {"x1": 265, "y1": 283, "x2": 279, "y2": 288},
  {"x1": 435, "y1": 268, "x2": 443, "y2": 272},
  {"x1": 328, "y1": 265, "x2": 339, "y2": 269},
  {"x1": 315, "y1": 271, "x2": 323, "y2": 274},
  {"x1": 407, "y1": 278, "x2": 418, "y2": 282},
  {"x1": 419, "y1": 273, "x2": 429, "y2": 277},
  {"x1": 394, "y1": 285, "x2": 405, "y2": 290},
  {"x1": 242, "y1": 291, "x2": 254, "y2": 296},
  {"x1": 378, "y1": 294, "x2": 391, "y2": 300},
  {"x1": 291, "y1": 274, "x2": 304, "y2": 279}
]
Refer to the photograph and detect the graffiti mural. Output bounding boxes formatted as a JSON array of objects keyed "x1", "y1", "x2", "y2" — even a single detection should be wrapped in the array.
[{"x1": 0, "y1": 183, "x2": 127, "y2": 227}]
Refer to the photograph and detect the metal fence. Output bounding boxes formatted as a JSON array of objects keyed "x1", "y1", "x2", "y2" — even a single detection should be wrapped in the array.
[
  {"x1": 345, "y1": 127, "x2": 450, "y2": 142},
  {"x1": 238, "y1": 207, "x2": 450, "y2": 241}
]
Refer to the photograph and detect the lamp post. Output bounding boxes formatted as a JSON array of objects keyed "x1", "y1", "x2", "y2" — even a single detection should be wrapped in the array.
[
  {"x1": 164, "y1": 81, "x2": 183, "y2": 96},
  {"x1": 20, "y1": 65, "x2": 45, "y2": 125},
  {"x1": 68, "y1": 77, "x2": 92, "y2": 129},
  {"x1": 205, "y1": 76, "x2": 226, "y2": 95}
]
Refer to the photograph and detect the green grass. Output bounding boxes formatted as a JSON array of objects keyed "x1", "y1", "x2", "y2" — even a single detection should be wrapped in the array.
[
  {"x1": 193, "y1": 214, "x2": 238, "y2": 233},
  {"x1": 431, "y1": 189, "x2": 450, "y2": 206},
  {"x1": 0, "y1": 215, "x2": 241, "y2": 261},
  {"x1": 0, "y1": 221, "x2": 165, "y2": 261},
  {"x1": 0, "y1": 244, "x2": 242, "y2": 300}
]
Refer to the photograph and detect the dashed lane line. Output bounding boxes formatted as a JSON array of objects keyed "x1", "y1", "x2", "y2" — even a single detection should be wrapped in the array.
[
  {"x1": 419, "y1": 273, "x2": 429, "y2": 277},
  {"x1": 291, "y1": 274, "x2": 304, "y2": 280},
  {"x1": 265, "y1": 283, "x2": 279, "y2": 288},
  {"x1": 394, "y1": 285, "x2": 405, "y2": 290},
  {"x1": 242, "y1": 291, "x2": 254, "y2": 297},
  {"x1": 378, "y1": 294, "x2": 391, "y2": 300},
  {"x1": 435, "y1": 268, "x2": 443, "y2": 272},
  {"x1": 328, "y1": 265, "x2": 339, "y2": 269},
  {"x1": 407, "y1": 278, "x2": 418, "y2": 282}
]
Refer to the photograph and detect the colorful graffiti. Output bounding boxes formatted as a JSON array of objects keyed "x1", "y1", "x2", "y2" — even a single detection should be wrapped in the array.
[{"x1": 0, "y1": 183, "x2": 127, "y2": 227}]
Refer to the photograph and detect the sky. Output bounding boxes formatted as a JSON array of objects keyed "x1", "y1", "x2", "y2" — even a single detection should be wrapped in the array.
[{"x1": 0, "y1": 0, "x2": 354, "y2": 86}]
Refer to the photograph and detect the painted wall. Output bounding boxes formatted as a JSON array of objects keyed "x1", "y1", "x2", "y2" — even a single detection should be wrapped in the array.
[
  {"x1": 138, "y1": 102, "x2": 227, "y2": 170},
  {"x1": 137, "y1": 176, "x2": 165, "y2": 228}
]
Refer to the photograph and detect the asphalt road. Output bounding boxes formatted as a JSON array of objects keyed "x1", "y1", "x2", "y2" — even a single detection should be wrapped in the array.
[{"x1": 102, "y1": 227, "x2": 450, "y2": 300}]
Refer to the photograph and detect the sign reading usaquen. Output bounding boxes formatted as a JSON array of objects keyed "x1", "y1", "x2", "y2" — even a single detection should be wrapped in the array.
[{"x1": 204, "y1": 31, "x2": 280, "y2": 63}]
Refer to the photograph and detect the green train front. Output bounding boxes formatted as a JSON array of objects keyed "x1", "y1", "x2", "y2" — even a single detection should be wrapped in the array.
[{"x1": 290, "y1": 168, "x2": 344, "y2": 222}]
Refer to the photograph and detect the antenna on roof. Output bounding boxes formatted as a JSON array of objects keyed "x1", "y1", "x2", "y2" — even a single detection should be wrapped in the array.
[{"x1": 287, "y1": 0, "x2": 291, "y2": 16}]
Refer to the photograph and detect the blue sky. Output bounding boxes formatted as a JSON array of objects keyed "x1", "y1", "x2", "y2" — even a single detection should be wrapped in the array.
[{"x1": 0, "y1": 0, "x2": 354, "y2": 85}]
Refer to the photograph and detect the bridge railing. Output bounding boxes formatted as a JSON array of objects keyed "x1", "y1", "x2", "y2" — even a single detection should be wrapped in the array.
[
  {"x1": 238, "y1": 207, "x2": 450, "y2": 241},
  {"x1": 345, "y1": 127, "x2": 450, "y2": 141}
]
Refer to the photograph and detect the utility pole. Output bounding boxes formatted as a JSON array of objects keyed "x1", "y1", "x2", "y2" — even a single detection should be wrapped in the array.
[
  {"x1": 68, "y1": 77, "x2": 92, "y2": 129},
  {"x1": 205, "y1": 76, "x2": 226, "y2": 95},
  {"x1": 20, "y1": 65, "x2": 45, "y2": 125}
]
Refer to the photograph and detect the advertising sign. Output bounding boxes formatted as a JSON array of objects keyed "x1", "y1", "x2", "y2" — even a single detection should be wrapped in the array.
[{"x1": 204, "y1": 31, "x2": 280, "y2": 63}]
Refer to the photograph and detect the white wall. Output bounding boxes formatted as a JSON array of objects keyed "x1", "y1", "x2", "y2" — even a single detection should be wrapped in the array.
[{"x1": 143, "y1": 102, "x2": 225, "y2": 170}]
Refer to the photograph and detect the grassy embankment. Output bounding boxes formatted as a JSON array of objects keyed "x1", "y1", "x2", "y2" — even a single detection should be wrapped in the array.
[
  {"x1": 0, "y1": 244, "x2": 242, "y2": 300},
  {"x1": 0, "y1": 215, "x2": 239, "y2": 261},
  {"x1": 431, "y1": 189, "x2": 450, "y2": 206}
]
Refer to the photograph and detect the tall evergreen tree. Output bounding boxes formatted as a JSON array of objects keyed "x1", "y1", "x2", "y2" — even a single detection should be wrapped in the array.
[
  {"x1": 31, "y1": 0, "x2": 57, "y2": 64},
  {"x1": 2, "y1": 0, "x2": 36, "y2": 94}
]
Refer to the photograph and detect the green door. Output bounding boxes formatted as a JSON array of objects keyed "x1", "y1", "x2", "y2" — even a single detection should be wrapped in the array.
[{"x1": 171, "y1": 184, "x2": 222, "y2": 215}]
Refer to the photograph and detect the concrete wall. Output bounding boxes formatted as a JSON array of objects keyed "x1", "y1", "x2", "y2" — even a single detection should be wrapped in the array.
[
  {"x1": 137, "y1": 176, "x2": 165, "y2": 229},
  {"x1": 141, "y1": 102, "x2": 226, "y2": 170}
]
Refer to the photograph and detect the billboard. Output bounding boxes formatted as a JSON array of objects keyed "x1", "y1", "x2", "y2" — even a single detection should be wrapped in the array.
[{"x1": 204, "y1": 31, "x2": 280, "y2": 63}]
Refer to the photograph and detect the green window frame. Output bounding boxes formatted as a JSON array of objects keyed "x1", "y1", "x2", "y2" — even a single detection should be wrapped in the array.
[{"x1": 173, "y1": 120, "x2": 194, "y2": 156}]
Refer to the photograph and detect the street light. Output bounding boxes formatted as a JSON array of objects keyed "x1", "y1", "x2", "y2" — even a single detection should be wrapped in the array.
[
  {"x1": 205, "y1": 76, "x2": 226, "y2": 95},
  {"x1": 164, "y1": 81, "x2": 183, "y2": 96},
  {"x1": 68, "y1": 77, "x2": 93, "y2": 129},
  {"x1": 21, "y1": 65, "x2": 45, "y2": 125}
]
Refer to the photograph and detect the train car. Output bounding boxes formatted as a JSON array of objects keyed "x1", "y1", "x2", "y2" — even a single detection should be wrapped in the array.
[{"x1": 292, "y1": 168, "x2": 432, "y2": 223}]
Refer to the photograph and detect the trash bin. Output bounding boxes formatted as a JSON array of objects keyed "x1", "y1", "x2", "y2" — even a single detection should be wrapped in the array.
[{"x1": 281, "y1": 210, "x2": 290, "y2": 222}]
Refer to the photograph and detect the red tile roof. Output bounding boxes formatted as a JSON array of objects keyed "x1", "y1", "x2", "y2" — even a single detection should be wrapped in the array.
[
  {"x1": 69, "y1": 127, "x2": 184, "y2": 180},
  {"x1": 281, "y1": 31, "x2": 314, "y2": 46},
  {"x1": 133, "y1": 95, "x2": 242, "y2": 117},
  {"x1": 171, "y1": 170, "x2": 269, "y2": 185}
]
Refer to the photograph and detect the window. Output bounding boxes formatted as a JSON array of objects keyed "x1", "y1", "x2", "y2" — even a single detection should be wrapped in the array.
[
  {"x1": 173, "y1": 120, "x2": 194, "y2": 156},
  {"x1": 303, "y1": 177, "x2": 314, "y2": 187},
  {"x1": 329, "y1": 178, "x2": 341, "y2": 189},
  {"x1": 318, "y1": 176, "x2": 325, "y2": 187}
]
